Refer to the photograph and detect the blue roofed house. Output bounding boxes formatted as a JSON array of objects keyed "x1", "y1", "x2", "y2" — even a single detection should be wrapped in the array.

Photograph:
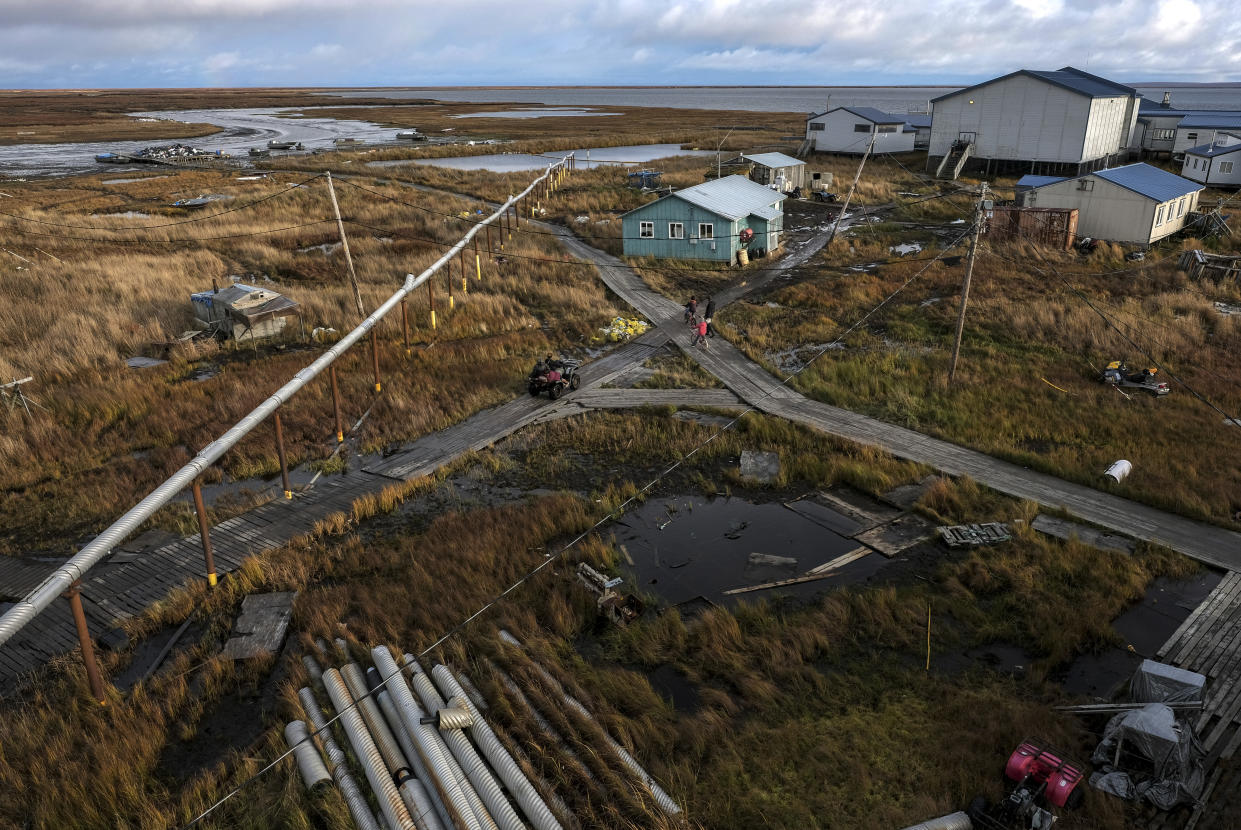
[
  {"x1": 621, "y1": 175, "x2": 786, "y2": 263},
  {"x1": 928, "y1": 67, "x2": 1141, "y2": 178},
  {"x1": 1016, "y1": 162, "x2": 1203, "y2": 245},
  {"x1": 1181, "y1": 133, "x2": 1241, "y2": 187},
  {"x1": 804, "y1": 106, "x2": 915, "y2": 154}
]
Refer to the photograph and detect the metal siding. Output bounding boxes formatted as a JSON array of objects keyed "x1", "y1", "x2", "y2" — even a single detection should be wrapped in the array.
[
  {"x1": 812, "y1": 109, "x2": 914, "y2": 153},
  {"x1": 622, "y1": 196, "x2": 734, "y2": 261},
  {"x1": 1027, "y1": 177, "x2": 1155, "y2": 243}
]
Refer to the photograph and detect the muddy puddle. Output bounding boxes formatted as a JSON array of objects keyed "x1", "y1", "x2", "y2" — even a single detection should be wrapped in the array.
[
  {"x1": 1056, "y1": 569, "x2": 1222, "y2": 698},
  {"x1": 609, "y1": 494, "x2": 888, "y2": 606}
]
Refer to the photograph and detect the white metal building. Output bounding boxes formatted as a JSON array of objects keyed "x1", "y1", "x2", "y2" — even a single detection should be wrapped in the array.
[
  {"x1": 1017, "y1": 163, "x2": 1203, "y2": 245},
  {"x1": 742, "y1": 152, "x2": 807, "y2": 191},
  {"x1": 1130, "y1": 96, "x2": 1241, "y2": 158},
  {"x1": 928, "y1": 67, "x2": 1141, "y2": 176},
  {"x1": 805, "y1": 107, "x2": 914, "y2": 154},
  {"x1": 1181, "y1": 133, "x2": 1241, "y2": 187},
  {"x1": 1172, "y1": 115, "x2": 1241, "y2": 155}
]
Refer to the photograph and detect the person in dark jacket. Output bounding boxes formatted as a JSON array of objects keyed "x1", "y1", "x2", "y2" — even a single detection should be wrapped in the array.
[
  {"x1": 683, "y1": 296, "x2": 698, "y2": 324},
  {"x1": 703, "y1": 297, "x2": 716, "y2": 337}
]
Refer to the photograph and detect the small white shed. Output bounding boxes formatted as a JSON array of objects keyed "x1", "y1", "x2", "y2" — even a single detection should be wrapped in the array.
[
  {"x1": 742, "y1": 152, "x2": 806, "y2": 191},
  {"x1": 191, "y1": 283, "x2": 302, "y2": 342},
  {"x1": 805, "y1": 107, "x2": 914, "y2": 154},
  {"x1": 1182, "y1": 133, "x2": 1241, "y2": 187},
  {"x1": 1018, "y1": 162, "x2": 1203, "y2": 245}
]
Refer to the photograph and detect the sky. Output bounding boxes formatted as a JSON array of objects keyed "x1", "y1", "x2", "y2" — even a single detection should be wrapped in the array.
[{"x1": 1, "y1": 0, "x2": 1240, "y2": 89}]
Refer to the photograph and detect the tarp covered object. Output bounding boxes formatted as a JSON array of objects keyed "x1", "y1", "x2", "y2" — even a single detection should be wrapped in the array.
[
  {"x1": 1131, "y1": 659, "x2": 1206, "y2": 704},
  {"x1": 1090, "y1": 703, "x2": 1204, "y2": 810}
]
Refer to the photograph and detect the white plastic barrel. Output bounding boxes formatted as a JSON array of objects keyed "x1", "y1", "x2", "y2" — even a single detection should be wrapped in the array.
[{"x1": 1104, "y1": 460, "x2": 1132, "y2": 482}]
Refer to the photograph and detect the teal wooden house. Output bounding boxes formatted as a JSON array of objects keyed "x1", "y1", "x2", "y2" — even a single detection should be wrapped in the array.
[{"x1": 621, "y1": 175, "x2": 786, "y2": 263}]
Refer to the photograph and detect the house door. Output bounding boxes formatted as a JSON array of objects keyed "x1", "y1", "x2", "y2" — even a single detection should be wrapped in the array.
[{"x1": 768, "y1": 231, "x2": 778, "y2": 252}]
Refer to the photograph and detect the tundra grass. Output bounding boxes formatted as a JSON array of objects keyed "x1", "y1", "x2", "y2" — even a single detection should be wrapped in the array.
[{"x1": 1, "y1": 410, "x2": 1186, "y2": 829}]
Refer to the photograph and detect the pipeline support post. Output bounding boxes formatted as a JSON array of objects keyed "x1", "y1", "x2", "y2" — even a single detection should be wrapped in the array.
[
  {"x1": 474, "y1": 238, "x2": 481, "y2": 280},
  {"x1": 274, "y1": 411, "x2": 292, "y2": 499},
  {"x1": 370, "y1": 328, "x2": 382, "y2": 393},
  {"x1": 447, "y1": 258, "x2": 455, "y2": 310},
  {"x1": 330, "y1": 365, "x2": 344, "y2": 443},
  {"x1": 64, "y1": 581, "x2": 107, "y2": 704},
  {"x1": 191, "y1": 479, "x2": 218, "y2": 588},
  {"x1": 459, "y1": 249, "x2": 468, "y2": 294},
  {"x1": 427, "y1": 270, "x2": 436, "y2": 329},
  {"x1": 485, "y1": 224, "x2": 492, "y2": 260},
  {"x1": 400, "y1": 298, "x2": 411, "y2": 354}
]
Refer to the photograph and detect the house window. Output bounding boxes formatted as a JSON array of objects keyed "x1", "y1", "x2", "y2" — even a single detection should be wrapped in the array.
[
  {"x1": 1155, "y1": 205, "x2": 1165, "y2": 225},
  {"x1": 1177, "y1": 199, "x2": 1186, "y2": 218},
  {"x1": 1222, "y1": 161, "x2": 1235, "y2": 174},
  {"x1": 639, "y1": 221, "x2": 654, "y2": 238},
  {"x1": 854, "y1": 124, "x2": 872, "y2": 132},
  {"x1": 1186, "y1": 132, "x2": 1198, "y2": 143},
  {"x1": 1077, "y1": 179, "x2": 1094, "y2": 191},
  {"x1": 877, "y1": 125, "x2": 898, "y2": 133},
  {"x1": 1154, "y1": 129, "x2": 1175, "y2": 140},
  {"x1": 698, "y1": 223, "x2": 714, "y2": 240},
  {"x1": 809, "y1": 123, "x2": 825, "y2": 131},
  {"x1": 668, "y1": 222, "x2": 684, "y2": 239}
]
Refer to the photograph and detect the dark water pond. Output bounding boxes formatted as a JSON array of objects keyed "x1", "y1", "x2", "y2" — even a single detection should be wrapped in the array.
[{"x1": 609, "y1": 494, "x2": 888, "y2": 606}]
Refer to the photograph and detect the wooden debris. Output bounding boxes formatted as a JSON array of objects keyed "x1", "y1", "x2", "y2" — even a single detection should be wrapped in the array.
[
  {"x1": 938, "y1": 522, "x2": 1012, "y2": 548},
  {"x1": 1031, "y1": 514, "x2": 1136, "y2": 555},
  {"x1": 748, "y1": 553, "x2": 798, "y2": 567},
  {"x1": 222, "y1": 592, "x2": 297, "y2": 660}
]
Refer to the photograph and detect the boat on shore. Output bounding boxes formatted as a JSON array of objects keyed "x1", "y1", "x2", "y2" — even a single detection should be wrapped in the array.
[
  {"x1": 333, "y1": 137, "x2": 365, "y2": 146},
  {"x1": 267, "y1": 140, "x2": 297, "y2": 150},
  {"x1": 95, "y1": 152, "x2": 128, "y2": 164},
  {"x1": 396, "y1": 130, "x2": 427, "y2": 141}
]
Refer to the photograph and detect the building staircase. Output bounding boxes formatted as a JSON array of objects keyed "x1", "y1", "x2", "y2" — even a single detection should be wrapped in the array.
[{"x1": 936, "y1": 141, "x2": 973, "y2": 180}]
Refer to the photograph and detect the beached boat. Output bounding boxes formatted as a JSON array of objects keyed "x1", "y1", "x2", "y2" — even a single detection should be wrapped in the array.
[
  {"x1": 95, "y1": 153, "x2": 128, "y2": 163},
  {"x1": 333, "y1": 137, "x2": 365, "y2": 146},
  {"x1": 267, "y1": 140, "x2": 297, "y2": 150},
  {"x1": 396, "y1": 130, "x2": 427, "y2": 141}
]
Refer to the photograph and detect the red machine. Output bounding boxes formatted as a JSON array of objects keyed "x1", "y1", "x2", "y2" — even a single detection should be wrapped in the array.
[{"x1": 969, "y1": 739, "x2": 1084, "y2": 829}]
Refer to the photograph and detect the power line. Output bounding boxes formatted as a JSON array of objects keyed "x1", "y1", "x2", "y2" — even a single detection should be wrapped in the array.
[
  {"x1": 0, "y1": 217, "x2": 340, "y2": 244},
  {"x1": 182, "y1": 225, "x2": 972, "y2": 830}
]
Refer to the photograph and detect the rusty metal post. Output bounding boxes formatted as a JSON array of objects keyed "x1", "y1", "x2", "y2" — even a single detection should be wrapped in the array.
[
  {"x1": 330, "y1": 365, "x2": 344, "y2": 443},
  {"x1": 370, "y1": 328, "x2": 382, "y2": 392},
  {"x1": 191, "y1": 480, "x2": 218, "y2": 588},
  {"x1": 485, "y1": 223, "x2": 492, "y2": 261},
  {"x1": 459, "y1": 248, "x2": 468, "y2": 295},
  {"x1": 64, "y1": 581, "x2": 107, "y2": 704},
  {"x1": 274, "y1": 411, "x2": 292, "y2": 499},
  {"x1": 400, "y1": 298, "x2": 411, "y2": 353},
  {"x1": 427, "y1": 272, "x2": 436, "y2": 329},
  {"x1": 447, "y1": 258, "x2": 455, "y2": 310}
]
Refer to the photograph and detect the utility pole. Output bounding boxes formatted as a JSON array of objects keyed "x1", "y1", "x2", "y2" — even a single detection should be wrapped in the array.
[
  {"x1": 827, "y1": 128, "x2": 876, "y2": 244},
  {"x1": 716, "y1": 125, "x2": 736, "y2": 180},
  {"x1": 948, "y1": 181, "x2": 989, "y2": 385},
  {"x1": 325, "y1": 172, "x2": 365, "y2": 319}
]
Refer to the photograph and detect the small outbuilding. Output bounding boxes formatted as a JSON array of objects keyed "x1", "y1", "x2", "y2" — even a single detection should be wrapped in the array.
[
  {"x1": 1017, "y1": 162, "x2": 1203, "y2": 245},
  {"x1": 742, "y1": 152, "x2": 806, "y2": 192},
  {"x1": 191, "y1": 282, "x2": 302, "y2": 342},
  {"x1": 621, "y1": 175, "x2": 786, "y2": 263},
  {"x1": 805, "y1": 106, "x2": 914, "y2": 154},
  {"x1": 1181, "y1": 133, "x2": 1241, "y2": 186}
]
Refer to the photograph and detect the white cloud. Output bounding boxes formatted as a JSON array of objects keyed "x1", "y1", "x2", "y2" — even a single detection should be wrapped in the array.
[
  {"x1": 203, "y1": 51, "x2": 243, "y2": 72},
  {"x1": 310, "y1": 43, "x2": 343, "y2": 58}
]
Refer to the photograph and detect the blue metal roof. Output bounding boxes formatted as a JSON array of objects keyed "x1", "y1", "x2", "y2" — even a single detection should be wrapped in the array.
[
  {"x1": 1178, "y1": 115, "x2": 1241, "y2": 129},
  {"x1": 626, "y1": 175, "x2": 785, "y2": 222},
  {"x1": 932, "y1": 66, "x2": 1134, "y2": 103},
  {"x1": 1091, "y1": 163, "x2": 1202, "y2": 202},
  {"x1": 1016, "y1": 174, "x2": 1068, "y2": 189},
  {"x1": 1184, "y1": 139, "x2": 1241, "y2": 158},
  {"x1": 903, "y1": 114, "x2": 932, "y2": 128},
  {"x1": 838, "y1": 106, "x2": 905, "y2": 124},
  {"x1": 743, "y1": 152, "x2": 804, "y2": 169}
]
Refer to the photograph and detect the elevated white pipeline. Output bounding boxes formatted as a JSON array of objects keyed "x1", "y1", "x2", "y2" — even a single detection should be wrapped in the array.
[
  {"x1": 369, "y1": 670, "x2": 454, "y2": 830},
  {"x1": 284, "y1": 720, "x2": 332, "y2": 791},
  {"x1": 409, "y1": 667, "x2": 522, "y2": 830},
  {"x1": 401, "y1": 779, "x2": 448, "y2": 830},
  {"x1": 342, "y1": 662, "x2": 413, "y2": 781},
  {"x1": 299, "y1": 686, "x2": 381, "y2": 830},
  {"x1": 371, "y1": 646, "x2": 483, "y2": 830},
  {"x1": 324, "y1": 668, "x2": 417, "y2": 830},
  {"x1": 0, "y1": 156, "x2": 570, "y2": 652},
  {"x1": 498, "y1": 630, "x2": 681, "y2": 817},
  {"x1": 899, "y1": 812, "x2": 973, "y2": 830},
  {"x1": 432, "y1": 664, "x2": 563, "y2": 830}
]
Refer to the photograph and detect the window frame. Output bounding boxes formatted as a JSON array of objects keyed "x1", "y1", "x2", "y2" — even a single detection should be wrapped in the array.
[
  {"x1": 1155, "y1": 205, "x2": 1165, "y2": 225},
  {"x1": 853, "y1": 123, "x2": 872, "y2": 133},
  {"x1": 1221, "y1": 161, "x2": 1235, "y2": 174},
  {"x1": 698, "y1": 222, "x2": 714, "y2": 240},
  {"x1": 668, "y1": 222, "x2": 684, "y2": 239},
  {"x1": 809, "y1": 122, "x2": 825, "y2": 131},
  {"x1": 639, "y1": 220, "x2": 654, "y2": 239}
]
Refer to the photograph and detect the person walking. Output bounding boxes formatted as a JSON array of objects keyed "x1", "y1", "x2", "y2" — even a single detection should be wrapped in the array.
[{"x1": 703, "y1": 296, "x2": 716, "y2": 337}]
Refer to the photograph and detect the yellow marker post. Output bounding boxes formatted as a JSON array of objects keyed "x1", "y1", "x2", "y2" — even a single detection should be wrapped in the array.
[
  {"x1": 430, "y1": 309, "x2": 437, "y2": 329},
  {"x1": 449, "y1": 294, "x2": 455, "y2": 310},
  {"x1": 475, "y1": 254, "x2": 481, "y2": 281},
  {"x1": 208, "y1": 572, "x2": 218, "y2": 587}
]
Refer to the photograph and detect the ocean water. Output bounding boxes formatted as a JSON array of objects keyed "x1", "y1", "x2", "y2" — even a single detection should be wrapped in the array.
[{"x1": 333, "y1": 84, "x2": 1241, "y2": 113}]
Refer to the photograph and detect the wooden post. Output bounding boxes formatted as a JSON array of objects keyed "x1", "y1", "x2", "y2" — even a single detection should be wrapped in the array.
[
  {"x1": 948, "y1": 182, "x2": 988, "y2": 385},
  {"x1": 400, "y1": 298, "x2": 410, "y2": 354},
  {"x1": 447, "y1": 259, "x2": 455, "y2": 310},
  {"x1": 325, "y1": 172, "x2": 366, "y2": 319},
  {"x1": 459, "y1": 249, "x2": 468, "y2": 294},
  {"x1": 369, "y1": 328, "x2": 382, "y2": 392},
  {"x1": 330, "y1": 365, "x2": 344, "y2": 443},
  {"x1": 64, "y1": 581, "x2": 107, "y2": 704},
  {"x1": 274, "y1": 411, "x2": 292, "y2": 499},
  {"x1": 485, "y1": 224, "x2": 492, "y2": 261},
  {"x1": 925, "y1": 604, "x2": 931, "y2": 671},
  {"x1": 191, "y1": 480, "x2": 217, "y2": 588},
  {"x1": 828, "y1": 130, "x2": 875, "y2": 244}
]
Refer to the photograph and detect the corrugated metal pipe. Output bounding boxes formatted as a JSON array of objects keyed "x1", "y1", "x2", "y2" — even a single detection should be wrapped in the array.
[
  {"x1": 371, "y1": 646, "x2": 483, "y2": 830},
  {"x1": 899, "y1": 812, "x2": 973, "y2": 830},
  {"x1": 299, "y1": 686, "x2": 381, "y2": 830},
  {"x1": 342, "y1": 662, "x2": 413, "y2": 782},
  {"x1": 323, "y1": 668, "x2": 417, "y2": 830},
  {"x1": 489, "y1": 661, "x2": 594, "y2": 783},
  {"x1": 432, "y1": 664, "x2": 564, "y2": 830},
  {"x1": 368, "y1": 668, "x2": 455, "y2": 830},
  {"x1": 400, "y1": 778, "x2": 449, "y2": 830},
  {"x1": 284, "y1": 720, "x2": 332, "y2": 791},
  {"x1": 498, "y1": 631, "x2": 681, "y2": 817},
  {"x1": 302, "y1": 654, "x2": 323, "y2": 685},
  {"x1": 408, "y1": 666, "x2": 509, "y2": 830},
  {"x1": 435, "y1": 697, "x2": 474, "y2": 731}
]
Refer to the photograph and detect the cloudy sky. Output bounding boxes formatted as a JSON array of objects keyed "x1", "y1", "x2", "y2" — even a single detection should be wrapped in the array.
[{"x1": 1, "y1": 0, "x2": 1239, "y2": 89}]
